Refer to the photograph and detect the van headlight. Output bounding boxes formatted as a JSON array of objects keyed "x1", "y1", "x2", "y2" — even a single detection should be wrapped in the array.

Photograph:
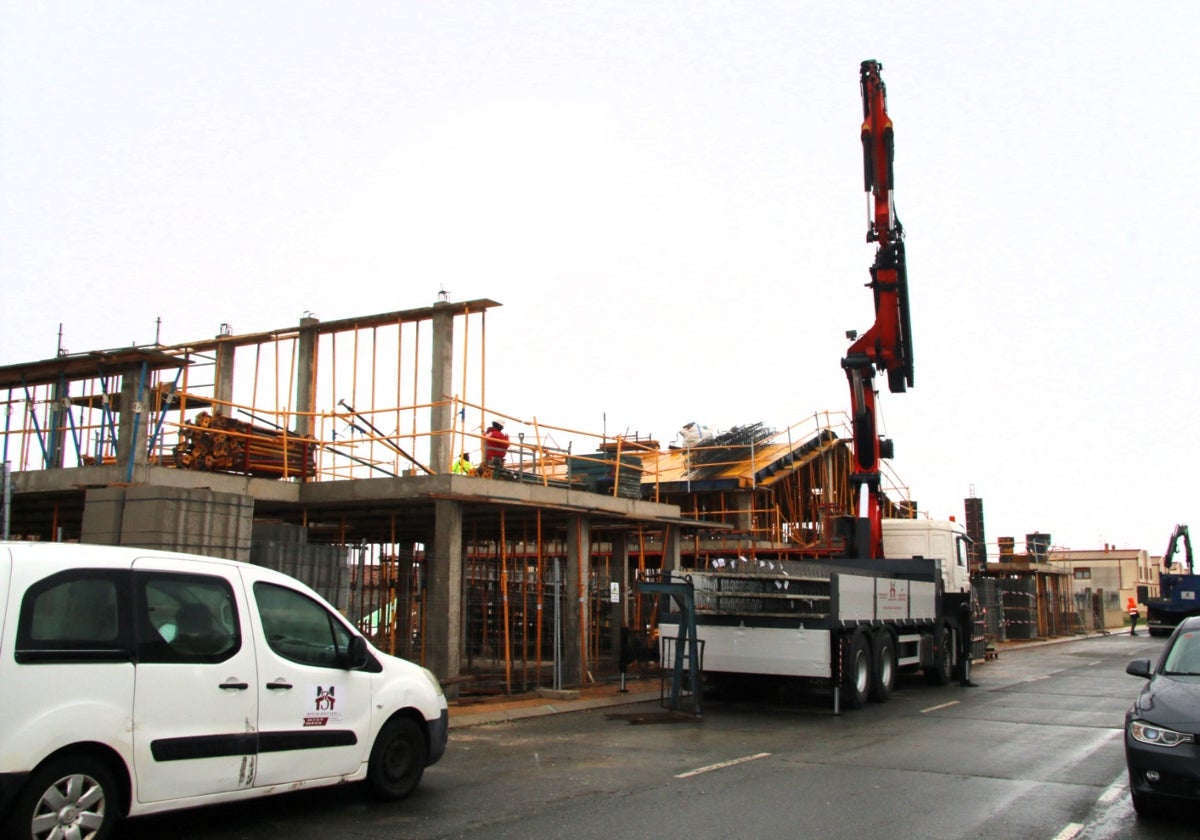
[
  {"x1": 1130, "y1": 720, "x2": 1195, "y2": 747},
  {"x1": 420, "y1": 666, "x2": 444, "y2": 697}
]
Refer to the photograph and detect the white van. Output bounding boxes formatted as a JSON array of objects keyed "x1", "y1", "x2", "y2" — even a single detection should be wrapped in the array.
[{"x1": 0, "y1": 541, "x2": 448, "y2": 839}]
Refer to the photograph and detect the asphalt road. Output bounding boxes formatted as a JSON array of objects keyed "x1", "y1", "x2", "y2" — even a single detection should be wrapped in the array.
[{"x1": 121, "y1": 632, "x2": 1195, "y2": 840}]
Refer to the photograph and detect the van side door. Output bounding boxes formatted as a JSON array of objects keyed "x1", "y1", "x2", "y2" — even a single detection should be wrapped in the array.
[
  {"x1": 248, "y1": 579, "x2": 375, "y2": 787},
  {"x1": 130, "y1": 560, "x2": 259, "y2": 803}
]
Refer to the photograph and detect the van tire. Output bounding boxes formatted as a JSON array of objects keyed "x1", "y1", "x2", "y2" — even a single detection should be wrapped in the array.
[
  {"x1": 5, "y1": 753, "x2": 120, "y2": 840},
  {"x1": 367, "y1": 716, "x2": 427, "y2": 801}
]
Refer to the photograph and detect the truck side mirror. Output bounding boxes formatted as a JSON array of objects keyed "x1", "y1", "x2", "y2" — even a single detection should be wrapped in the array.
[{"x1": 345, "y1": 635, "x2": 370, "y2": 670}]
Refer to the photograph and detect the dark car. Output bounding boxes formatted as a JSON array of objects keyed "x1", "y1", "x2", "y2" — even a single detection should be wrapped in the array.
[{"x1": 1125, "y1": 614, "x2": 1200, "y2": 816}]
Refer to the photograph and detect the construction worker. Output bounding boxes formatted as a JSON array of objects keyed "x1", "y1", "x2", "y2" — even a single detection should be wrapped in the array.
[
  {"x1": 1128, "y1": 596, "x2": 1140, "y2": 636},
  {"x1": 483, "y1": 420, "x2": 510, "y2": 475},
  {"x1": 451, "y1": 452, "x2": 472, "y2": 475}
]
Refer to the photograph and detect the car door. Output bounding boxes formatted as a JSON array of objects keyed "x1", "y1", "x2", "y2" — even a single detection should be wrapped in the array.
[
  {"x1": 247, "y1": 577, "x2": 374, "y2": 787},
  {"x1": 130, "y1": 559, "x2": 259, "y2": 803}
]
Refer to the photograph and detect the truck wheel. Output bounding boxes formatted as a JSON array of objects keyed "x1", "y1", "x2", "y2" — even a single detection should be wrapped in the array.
[
  {"x1": 367, "y1": 716, "x2": 428, "y2": 801},
  {"x1": 871, "y1": 629, "x2": 897, "y2": 702},
  {"x1": 841, "y1": 629, "x2": 872, "y2": 709},
  {"x1": 4, "y1": 753, "x2": 120, "y2": 840},
  {"x1": 924, "y1": 626, "x2": 953, "y2": 686}
]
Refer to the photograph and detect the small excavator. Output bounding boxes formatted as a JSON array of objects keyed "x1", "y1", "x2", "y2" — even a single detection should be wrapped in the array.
[{"x1": 1140, "y1": 524, "x2": 1199, "y2": 636}]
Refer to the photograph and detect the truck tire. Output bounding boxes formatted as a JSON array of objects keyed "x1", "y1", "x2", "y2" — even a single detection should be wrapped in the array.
[
  {"x1": 4, "y1": 752, "x2": 121, "y2": 840},
  {"x1": 924, "y1": 625, "x2": 953, "y2": 686},
  {"x1": 367, "y1": 716, "x2": 427, "y2": 801},
  {"x1": 871, "y1": 629, "x2": 897, "y2": 702},
  {"x1": 841, "y1": 628, "x2": 872, "y2": 709}
]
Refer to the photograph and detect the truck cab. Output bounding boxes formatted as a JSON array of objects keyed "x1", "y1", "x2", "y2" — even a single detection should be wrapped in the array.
[{"x1": 881, "y1": 518, "x2": 971, "y2": 594}]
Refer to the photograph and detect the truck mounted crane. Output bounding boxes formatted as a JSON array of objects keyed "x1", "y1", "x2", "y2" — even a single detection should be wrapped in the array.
[
  {"x1": 1140, "y1": 524, "x2": 1200, "y2": 636},
  {"x1": 652, "y1": 61, "x2": 972, "y2": 713},
  {"x1": 842, "y1": 58, "x2": 915, "y2": 561}
]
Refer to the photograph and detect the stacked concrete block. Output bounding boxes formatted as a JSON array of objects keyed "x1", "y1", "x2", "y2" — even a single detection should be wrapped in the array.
[
  {"x1": 81, "y1": 486, "x2": 253, "y2": 561},
  {"x1": 250, "y1": 521, "x2": 349, "y2": 611}
]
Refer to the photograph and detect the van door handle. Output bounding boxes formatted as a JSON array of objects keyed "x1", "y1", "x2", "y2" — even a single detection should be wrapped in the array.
[
  {"x1": 266, "y1": 680, "x2": 294, "y2": 690},
  {"x1": 219, "y1": 680, "x2": 250, "y2": 691}
]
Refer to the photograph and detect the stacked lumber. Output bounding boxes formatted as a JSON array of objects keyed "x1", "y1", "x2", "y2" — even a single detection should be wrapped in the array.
[{"x1": 174, "y1": 411, "x2": 315, "y2": 480}]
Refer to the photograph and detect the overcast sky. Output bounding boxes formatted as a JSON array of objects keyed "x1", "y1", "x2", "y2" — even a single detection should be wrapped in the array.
[{"x1": 2, "y1": 2, "x2": 1196, "y2": 554}]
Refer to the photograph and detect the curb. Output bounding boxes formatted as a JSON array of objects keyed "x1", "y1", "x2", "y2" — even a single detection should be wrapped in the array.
[{"x1": 449, "y1": 689, "x2": 662, "y2": 729}]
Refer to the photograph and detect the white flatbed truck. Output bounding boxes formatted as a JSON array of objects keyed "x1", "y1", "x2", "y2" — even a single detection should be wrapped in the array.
[{"x1": 657, "y1": 519, "x2": 973, "y2": 713}]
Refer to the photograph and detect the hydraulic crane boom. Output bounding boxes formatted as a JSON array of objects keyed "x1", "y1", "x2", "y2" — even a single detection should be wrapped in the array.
[
  {"x1": 842, "y1": 59, "x2": 916, "y2": 560},
  {"x1": 1164, "y1": 524, "x2": 1194, "y2": 574}
]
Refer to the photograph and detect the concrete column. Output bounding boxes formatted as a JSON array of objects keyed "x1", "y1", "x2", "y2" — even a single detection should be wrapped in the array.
[
  {"x1": 116, "y1": 366, "x2": 149, "y2": 470},
  {"x1": 48, "y1": 379, "x2": 68, "y2": 468},
  {"x1": 563, "y1": 514, "x2": 591, "y2": 687},
  {"x1": 429, "y1": 303, "x2": 455, "y2": 474},
  {"x1": 663, "y1": 525, "x2": 681, "y2": 572},
  {"x1": 610, "y1": 532, "x2": 630, "y2": 626},
  {"x1": 733, "y1": 489, "x2": 755, "y2": 534},
  {"x1": 214, "y1": 338, "x2": 235, "y2": 418},
  {"x1": 427, "y1": 498, "x2": 463, "y2": 689},
  {"x1": 294, "y1": 316, "x2": 320, "y2": 438}
]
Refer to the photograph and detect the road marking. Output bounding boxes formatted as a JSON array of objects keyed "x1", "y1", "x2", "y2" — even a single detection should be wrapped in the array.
[
  {"x1": 675, "y1": 752, "x2": 771, "y2": 779},
  {"x1": 1052, "y1": 822, "x2": 1083, "y2": 840},
  {"x1": 921, "y1": 700, "x2": 959, "y2": 713},
  {"x1": 1097, "y1": 774, "x2": 1126, "y2": 804},
  {"x1": 1027, "y1": 675, "x2": 1051, "y2": 682}
]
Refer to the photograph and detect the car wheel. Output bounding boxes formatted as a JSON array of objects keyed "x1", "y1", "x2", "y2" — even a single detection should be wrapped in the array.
[
  {"x1": 871, "y1": 629, "x2": 897, "y2": 703},
  {"x1": 841, "y1": 629, "x2": 872, "y2": 709},
  {"x1": 4, "y1": 753, "x2": 120, "y2": 840},
  {"x1": 367, "y1": 716, "x2": 427, "y2": 801}
]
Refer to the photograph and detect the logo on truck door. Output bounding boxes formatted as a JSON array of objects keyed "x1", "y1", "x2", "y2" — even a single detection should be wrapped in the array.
[{"x1": 303, "y1": 682, "x2": 344, "y2": 726}]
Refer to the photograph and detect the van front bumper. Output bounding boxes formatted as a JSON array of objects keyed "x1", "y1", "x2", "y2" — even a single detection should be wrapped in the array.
[{"x1": 426, "y1": 708, "x2": 449, "y2": 766}]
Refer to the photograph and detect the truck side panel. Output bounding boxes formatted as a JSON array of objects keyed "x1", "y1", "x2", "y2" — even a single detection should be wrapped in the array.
[
  {"x1": 834, "y1": 574, "x2": 937, "y2": 623},
  {"x1": 696, "y1": 624, "x2": 832, "y2": 678}
]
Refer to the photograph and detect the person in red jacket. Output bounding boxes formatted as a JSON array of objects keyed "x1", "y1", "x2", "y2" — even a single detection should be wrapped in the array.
[
  {"x1": 483, "y1": 421, "x2": 510, "y2": 475},
  {"x1": 1128, "y1": 597, "x2": 1140, "y2": 636}
]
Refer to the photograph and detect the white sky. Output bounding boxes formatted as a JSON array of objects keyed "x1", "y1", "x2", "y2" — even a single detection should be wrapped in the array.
[{"x1": 2, "y1": 1, "x2": 1197, "y2": 554}]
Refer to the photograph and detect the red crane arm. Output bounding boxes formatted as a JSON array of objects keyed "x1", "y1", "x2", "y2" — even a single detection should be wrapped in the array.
[{"x1": 841, "y1": 59, "x2": 916, "y2": 560}]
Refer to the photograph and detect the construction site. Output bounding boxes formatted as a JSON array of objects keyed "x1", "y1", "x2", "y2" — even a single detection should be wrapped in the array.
[
  {"x1": 0, "y1": 295, "x2": 1096, "y2": 699},
  {"x1": 0, "y1": 63, "x2": 1121, "y2": 703}
]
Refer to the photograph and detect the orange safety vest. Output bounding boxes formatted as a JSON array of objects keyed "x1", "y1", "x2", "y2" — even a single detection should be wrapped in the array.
[{"x1": 1128, "y1": 599, "x2": 1138, "y2": 616}]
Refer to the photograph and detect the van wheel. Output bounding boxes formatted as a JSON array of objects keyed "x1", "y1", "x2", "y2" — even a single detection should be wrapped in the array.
[
  {"x1": 841, "y1": 629, "x2": 872, "y2": 709},
  {"x1": 367, "y1": 716, "x2": 427, "y2": 801},
  {"x1": 871, "y1": 629, "x2": 897, "y2": 702},
  {"x1": 5, "y1": 753, "x2": 119, "y2": 840}
]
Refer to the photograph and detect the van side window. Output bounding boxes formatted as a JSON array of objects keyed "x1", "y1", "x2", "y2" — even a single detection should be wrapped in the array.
[
  {"x1": 254, "y1": 582, "x2": 352, "y2": 668},
  {"x1": 135, "y1": 572, "x2": 240, "y2": 664},
  {"x1": 16, "y1": 569, "x2": 130, "y2": 663}
]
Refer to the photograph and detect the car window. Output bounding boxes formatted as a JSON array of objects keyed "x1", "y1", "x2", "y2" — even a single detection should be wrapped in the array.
[
  {"x1": 16, "y1": 569, "x2": 130, "y2": 663},
  {"x1": 135, "y1": 572, "x2": 240, "y2": 664},
  {"x1": 1163, "y1": 630, "x2": 1200, "y2": 676},
  {"x1": 254, "y1": 581, "x2": 352, "y2": 668}
]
